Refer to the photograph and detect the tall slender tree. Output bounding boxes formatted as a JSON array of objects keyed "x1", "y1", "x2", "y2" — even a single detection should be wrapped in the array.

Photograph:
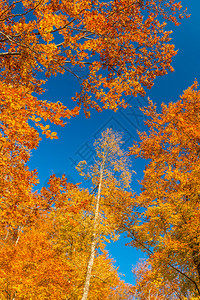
[{"x1": 76, "y1": 128, "x2": 133, "y2": 300}]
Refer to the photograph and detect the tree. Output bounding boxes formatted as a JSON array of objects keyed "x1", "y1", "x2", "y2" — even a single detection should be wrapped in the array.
[
  {"x1": 0, "y1": 215, "x2": 73, "y2": 299},
  {"x1": 0, "y1": 0, "x2": 190, "y2": 296},
  {"x1": 54, "y1": 182, "x2": 133, "y2": 300},
  {"x1": 132, "y1": 259, "x2": 188, "y2": 300},
  {"x1": 127, "y1": 82, "x2": 200, "y2": 298},
  {"x1": 0, "y1": 0, "x2": 188, "y2": 233},
  {"x1": 0, "y1": 0, "x2": 188, "y2": 118},
  {"x1": 0, "y1": 175, "x2": 80, "y2": 299},
  {"x1": 0, "y1": 173, "x2": 132, "y2": 299},
  {"x1": 76, "y1": 128, "x2": 133, "y2": 300},
  {"x1": 0, "y1": 82, "x2": 79, "y2": 234}
]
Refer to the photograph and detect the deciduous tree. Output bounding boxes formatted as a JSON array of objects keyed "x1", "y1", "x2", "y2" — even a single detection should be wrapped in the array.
[
  {"x1": 127, "y1": 82, "x2": 200, "y2": 298},
  {"x1": 76, "y1": 128, "x2": 133, "y2": 300},
  {"x1": 0, "y1": 173, "x2": 132, "y2": 299},
  {"x1": 0, "y1": 0, "x2": 188, "y2": 117},
  {"x1": 0, "y1": 0, "x2": 188, "y2": 233},
  {"x1": 0, "y1": 82, "x2": 79, "y2": 233},
  {"x1": 132, "y1": 259, "x2": 187, "y2": 299},
  {"x1": 0, "y1": 0, "x2": 191, "y2": 296}
]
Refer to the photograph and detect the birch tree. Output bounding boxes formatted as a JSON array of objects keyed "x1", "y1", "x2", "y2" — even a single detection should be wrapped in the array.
[{"x1": 76, "y1": 128, "x2": 133, "y2": 300}]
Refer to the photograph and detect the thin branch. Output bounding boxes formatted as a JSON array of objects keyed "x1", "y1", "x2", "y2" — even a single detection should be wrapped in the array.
[
  {"x1": 0, "y1": 0, "x2": 21, "y2": 20},
  {"x1": 50, "y1": 18, "x2": 76, "y2": 34},
  {"x1": 168, "y1": 263, "x2": 200, "y2": 296},
  {"x1": 105, "y1": 0, "x2": 140, "y2": 19},
  {"x1": 15, "y1": 226, "x2": 23, "y2": 246},
  {"x1": 4, "y1": 229, "x2": 9, "y2": 240},
  {"x1": 50, "y1": 7, "x2": 87, "y2": 35},
  {"x1": 61, "y1": 65, "x2": 82, "y2": 82},
  {"x1": 68, "y1": 26, "x2": 96, "y2": 36},
  {"x1": 0, "y1": 0, "x2": 44, "y2": 22},
  {"x1": 91, "y1": 274, "x2": 109, "y2": 284},
  {"x1": 0, "y1": 30, "x2": 38, "y2": 55},
  {"x1": 0, "y1": 51, "x2": 20, "y2": 56}
]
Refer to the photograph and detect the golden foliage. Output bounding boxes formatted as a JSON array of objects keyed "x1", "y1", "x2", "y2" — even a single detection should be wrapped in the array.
[
  {"x1": 128, "y1": 82, "x2": 200, "y2": 298},
  {"x1": 0, "y1": 0, "x2": 188, "y2": 117}
]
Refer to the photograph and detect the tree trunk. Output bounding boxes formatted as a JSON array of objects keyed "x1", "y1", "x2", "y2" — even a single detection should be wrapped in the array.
[{"x1": 81, "y1": 166, "x2": 104, "y2": 300}]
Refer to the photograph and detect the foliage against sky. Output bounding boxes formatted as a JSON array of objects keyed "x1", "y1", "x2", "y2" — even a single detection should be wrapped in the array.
[
  {"x1": 1, "y1": 0, "x2": 198, "y2": 298},
  {"x1": 128, "y1": 82, "x2": 200, "y2": 298},
  {"x1": 0, "y1": 0, "x2": 188, "y2": 117}
]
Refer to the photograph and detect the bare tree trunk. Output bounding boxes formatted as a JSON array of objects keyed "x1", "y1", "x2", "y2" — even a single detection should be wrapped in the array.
[{"x1": 81, "y1": 166, "x2": 104, "y2": 300}]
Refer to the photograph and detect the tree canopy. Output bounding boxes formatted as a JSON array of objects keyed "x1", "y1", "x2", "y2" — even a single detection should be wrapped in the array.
[
  {"x1": 1, "y1": 0, "x2": 198, "y2": 298},
  {"x1": 128, "y1": 82, "x2": 200, "y2": 299},
  {"x1": 0, "y1": 0, "x2": 188, "y2": 118}
]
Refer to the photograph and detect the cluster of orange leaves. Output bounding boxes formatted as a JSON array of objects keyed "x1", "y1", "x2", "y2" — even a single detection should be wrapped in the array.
[{"x1": 0, "y1": 0, "x2": 188, "y2": 115}]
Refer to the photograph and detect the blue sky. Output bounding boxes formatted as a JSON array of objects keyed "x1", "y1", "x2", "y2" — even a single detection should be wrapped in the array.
[{"x1": 28, "y1": 1, "x2": 200, "y2": 284}]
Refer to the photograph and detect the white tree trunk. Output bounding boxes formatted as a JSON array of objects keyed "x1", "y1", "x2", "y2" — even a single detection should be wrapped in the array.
[{"x1": 81, "y1": 166, "x2": 104, "y2": 300}]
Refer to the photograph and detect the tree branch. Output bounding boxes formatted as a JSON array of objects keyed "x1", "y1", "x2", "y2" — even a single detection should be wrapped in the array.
[{"x1": 0, "y1": 51, "x2": 20, "y2": 56}]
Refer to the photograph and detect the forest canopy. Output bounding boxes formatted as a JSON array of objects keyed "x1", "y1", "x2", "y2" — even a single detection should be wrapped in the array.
[{"x1": 1, "y1": 0, "x2": 200, "y2": 299}]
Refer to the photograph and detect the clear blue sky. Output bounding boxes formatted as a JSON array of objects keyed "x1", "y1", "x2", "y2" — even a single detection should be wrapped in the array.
[{"x1": 28, "y1": 1, "x2": 200, "y2": 284}]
